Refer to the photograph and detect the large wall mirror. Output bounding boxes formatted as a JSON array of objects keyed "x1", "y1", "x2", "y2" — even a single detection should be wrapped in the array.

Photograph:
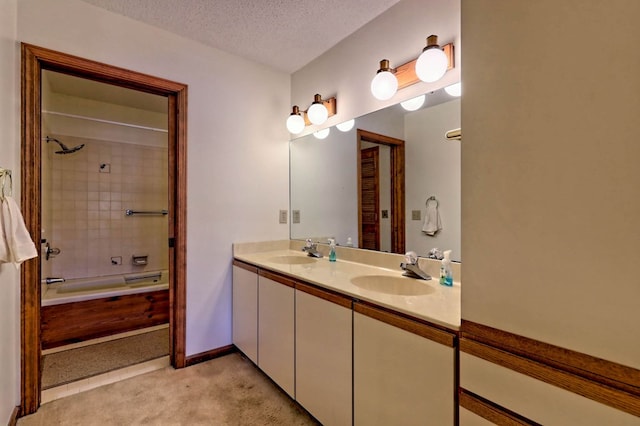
[{"x1": 290, "y1": 89, "x2": 461, "y2": 261}]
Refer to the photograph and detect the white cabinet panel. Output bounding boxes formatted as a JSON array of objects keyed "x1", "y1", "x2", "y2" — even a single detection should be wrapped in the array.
[
  {"x1": 232, "y1": 265, "x2": 258, "y2": 363},
  {"x1": 296, "y1": 289, "x2": 352, "y2": 426},
  {"x1": 258, "y1": 275, "x2": 295, "y2": 398},
  {"x1": 459, "y1": 407, "x2": 495, "y2": 426},
  {"x1": 460, "y1": 352, "x2": 640, "y2": 425},
  {"x1": 354, "y1": 311, "x2": 455, "y2": 426}
]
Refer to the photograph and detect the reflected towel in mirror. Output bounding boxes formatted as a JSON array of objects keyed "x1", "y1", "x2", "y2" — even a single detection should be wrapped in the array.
[{"x1": 422, "y1": 202, "x2": 442, "y2": 236}]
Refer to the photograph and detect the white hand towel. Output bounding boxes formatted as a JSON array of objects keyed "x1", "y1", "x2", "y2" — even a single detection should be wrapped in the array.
[
  {"x1": 0, "y1": 201, "x2": 9, "y2": 263},
  {"x1": 1, "y1": 196, "x2": 38, "y2": 268},
  {"x1": 422, "y1": 203, "x2": 442, "y2": 236}
]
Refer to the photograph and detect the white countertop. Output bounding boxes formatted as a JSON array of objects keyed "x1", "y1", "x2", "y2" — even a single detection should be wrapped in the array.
[{"x1": 234, "y1": 248, "x2": 460, "y2": 331}]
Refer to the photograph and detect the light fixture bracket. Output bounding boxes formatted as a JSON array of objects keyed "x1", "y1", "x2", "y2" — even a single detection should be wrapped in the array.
[
  {"x1": 303, "y1": 96, "x2": 336, "y2": 126},
  {"x1": 395, "y1": 42, "x2": 454, "y2": 90}
]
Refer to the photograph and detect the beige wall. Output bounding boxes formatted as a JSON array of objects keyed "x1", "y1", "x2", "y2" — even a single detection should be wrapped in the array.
[
  {"x1": 0, "y1": 0, "x2": 20, "y2": 422},
  {"x1": 17, "y1": 0, "x2": 291, "y2": 358},
  {"x1": 461, "y1": 0, "x2": 640, "y2": 369}
]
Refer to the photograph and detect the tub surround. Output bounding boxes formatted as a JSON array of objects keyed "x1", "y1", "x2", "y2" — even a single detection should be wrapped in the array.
[{"x1": 233, "y1": 240, "x2": 460, "y2": 330}]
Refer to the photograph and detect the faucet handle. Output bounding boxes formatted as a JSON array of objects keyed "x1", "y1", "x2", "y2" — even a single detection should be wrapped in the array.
[{"x1": 404, "y1": 251, "x2": 418, "y2": 265}]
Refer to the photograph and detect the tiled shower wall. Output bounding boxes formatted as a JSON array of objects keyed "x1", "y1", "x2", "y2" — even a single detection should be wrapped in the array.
[{"x1": 46, "y1": 135, "x2": 168, "y2": 280}]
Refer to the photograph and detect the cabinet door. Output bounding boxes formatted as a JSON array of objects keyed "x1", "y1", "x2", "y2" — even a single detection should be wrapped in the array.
[
  {"x1": 296, "y1": 286, "x2": 352, "y2": 426},
  {"x1": 232, "y1": 264, "x2": 258, "y2": 363},
  {"x1": 258, "y1": 275, "x2": 295, "y2": 398},
  {"x1": 354, "y1": 309, "x2": 456, "y2": 426}
]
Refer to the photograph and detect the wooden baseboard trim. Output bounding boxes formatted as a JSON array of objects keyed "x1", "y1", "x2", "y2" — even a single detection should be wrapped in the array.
[
  {"x1": 184, "y1": 344, "x2": 236, "y2": 367},
  {"x1": 460, "y1": 338, "x2": 640, "y2": 417},
  {"x1": 8, "y1": 406, "x2": 19, "y2": 426},
  {"x1": 461, "y1": 320, "x2": 640, "y2": 398},
  {"x1": 460, "y1": 388, "x2": 540, "y2": 426},
  {"x1": 354, "y1": 301, "x2": 456, "y2": 347}
]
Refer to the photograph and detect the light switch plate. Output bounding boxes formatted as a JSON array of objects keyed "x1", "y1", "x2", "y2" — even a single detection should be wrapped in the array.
[
  {"x1": 279, "y1": 210, "x2": 288, "y2": 224},
  {"x1": 292, "y1": 210, "x2": 300, "y2": 224},
  {"x1": 381, "y1": 209, "x2": 389, "y2": 219},
  {"x1": 412, "y1": 210, "x2": 421, "y2": 220}
]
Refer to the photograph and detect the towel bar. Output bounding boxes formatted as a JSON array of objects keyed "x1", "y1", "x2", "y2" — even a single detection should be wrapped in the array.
[{"x1": 125, "y1": 209, "x2": 168, "y2": 216}]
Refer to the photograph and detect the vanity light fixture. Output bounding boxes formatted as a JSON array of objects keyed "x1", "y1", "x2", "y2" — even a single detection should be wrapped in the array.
[
  {"x1": 286, "y1": 94, "x2": 337, "y2": 134},
  {"x1": 400, "y1": 94, "x2": 426, "y2": 111},
  {"x1": 336, "y1": 119, "x2": 355, "y2": 132},
  {"x1": 313, "y1": 128, "x2": 331, "y2": 139},
  {"x1": 307, "y1": 94, "x2": 329, "y2": 125},
  {"x1": 371, "y1": 59, "x2": 399, "y2": 100},
  {"x1": 371, "y1": 37, "x2": 454, "y2": 101},
  {"x1": 444, "y1": 82, "x2": 461, "y2": 97},
  {"x1": 286, "y1": 106, "x2": 306, "y2": 134},
  {"x1": 415, "y1": 35, "x2": 449, "y2": 83}
]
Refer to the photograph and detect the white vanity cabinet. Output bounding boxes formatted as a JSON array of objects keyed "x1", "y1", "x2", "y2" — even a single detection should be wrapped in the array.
[
  {"x1": 232, "y1": 261, "x2": 258, "y2": 364},
  {"x1": 257, "y1": 271, "x2": 296, "y2": 398},
  {"x1": 353, "y1": 303, "x2": 457, "y2": 426},
  {"x1": 295, "y1": 283, "x2": 353, "y2": 426}
]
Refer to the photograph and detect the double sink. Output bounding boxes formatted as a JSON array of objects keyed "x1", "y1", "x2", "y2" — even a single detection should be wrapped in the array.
[{"x1": 267, "y1": 254, "x2": 434, "y2": 296}]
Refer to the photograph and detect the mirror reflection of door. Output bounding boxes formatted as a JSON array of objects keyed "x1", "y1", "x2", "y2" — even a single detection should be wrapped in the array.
[
  {"x1": 357, "y1": 129, "x2": 405, "y2": 254},
  {"x1": 360, "y1": 147, "x2": 380, "y2": 250}
]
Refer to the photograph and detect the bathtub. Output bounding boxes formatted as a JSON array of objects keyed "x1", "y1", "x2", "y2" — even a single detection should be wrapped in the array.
[
  {"x1": 41, "y1": 270, "x2": 170, "y2": 349},
  {"x1": 42, "y1": 270, "x2": 169, "y2": 306}
]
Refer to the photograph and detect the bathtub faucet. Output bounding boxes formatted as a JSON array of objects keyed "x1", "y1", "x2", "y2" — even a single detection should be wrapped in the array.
[{"x1": 45, "y1": 277, "x2": 65, "y2": 284}]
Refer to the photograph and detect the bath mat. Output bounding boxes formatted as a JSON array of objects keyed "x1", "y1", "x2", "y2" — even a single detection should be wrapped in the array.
[{"x1": 41, "y1": 328, "x2": 169, "y2": 389}]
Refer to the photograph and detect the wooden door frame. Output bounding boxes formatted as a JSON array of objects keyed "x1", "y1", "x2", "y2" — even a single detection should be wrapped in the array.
[
  {"x1": 20, "y1": 43, "x2": 188, "y2": 415},
  {"x1": 357, "y1": 129, "x2": 405, "y2": 254}
]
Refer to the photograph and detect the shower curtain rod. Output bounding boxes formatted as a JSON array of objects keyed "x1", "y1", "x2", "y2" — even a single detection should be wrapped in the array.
[{"x1": 42, "y1": 110, "x2": 168, "y2": 133}]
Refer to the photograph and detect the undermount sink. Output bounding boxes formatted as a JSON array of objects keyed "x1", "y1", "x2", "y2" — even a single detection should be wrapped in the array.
[
  {"x1": 267, "y1": 255, "x2": 317, "y2": 265},
  {"x1": 350, "y1": 275, "x2": 435, "y2": 296}
]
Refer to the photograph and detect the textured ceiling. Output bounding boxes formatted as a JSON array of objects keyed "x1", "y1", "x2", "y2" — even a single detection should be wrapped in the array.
[{"x1": 79, "y1": 0, "x2": 402, "y2": 73}]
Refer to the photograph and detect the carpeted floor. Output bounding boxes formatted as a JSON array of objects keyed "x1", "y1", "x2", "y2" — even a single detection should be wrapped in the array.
[
  {"x1": 20, "y1": 352, "x2": 320, "y2": 426},
  {"x1": 42, "y1": 328, "x2": 169, "y2": 389}
]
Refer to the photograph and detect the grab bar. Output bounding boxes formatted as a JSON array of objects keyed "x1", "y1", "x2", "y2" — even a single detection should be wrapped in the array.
[{"x1": 125, "y1": 209, "x2": 168, "y2": 216}]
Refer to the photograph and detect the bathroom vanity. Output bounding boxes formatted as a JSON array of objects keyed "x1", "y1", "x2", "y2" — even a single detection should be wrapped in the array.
[{"x1": 233, "y1": 240, "x2": 460, "y2": 425}]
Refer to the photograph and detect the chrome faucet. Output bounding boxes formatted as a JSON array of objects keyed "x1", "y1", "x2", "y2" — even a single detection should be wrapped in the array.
[
  {"x1": 302, "y1": 239, "x2": 323, "y2": 258},
  {"x1": 400, "y1": 251, "x2": 431, "y2": 280}
]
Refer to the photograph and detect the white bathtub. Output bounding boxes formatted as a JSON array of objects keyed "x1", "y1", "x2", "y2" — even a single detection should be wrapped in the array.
[{"x1": 42, "y1": 270, "x2": 169, "y2": 307}]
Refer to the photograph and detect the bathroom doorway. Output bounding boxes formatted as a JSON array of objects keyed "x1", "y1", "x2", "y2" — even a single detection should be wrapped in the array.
[
  {"x1": 357, "y1": 129, "x2": 405, "y2": 254},
  {"x1": 20, "y1": 44, "x2": 187, "y2": 415}
]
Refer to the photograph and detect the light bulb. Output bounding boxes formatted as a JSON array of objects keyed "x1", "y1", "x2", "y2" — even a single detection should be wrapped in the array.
[
  {"x1": 415, "y1": 35, "x2": 448, "y2": 83},
  {"x1": 400, "y1": 95, "x2": 426, "y2": 111},
  {"x1": 336, "y1": 119, "x2": 355, "y2": 132},
  {"x1": 370, "y1": 59, "x2": 398, "y2": 100},
  {"x1": 286, "y1": 106, "x2": 305, "y2": 134},
  {"x1": 371, "y1": 71, "x2": 398, "y2": 100},
  {"x1": 307, "y1": 94, "x2": 329, "y2": 125},
  {"x1": 444, "y1": 82, "x2": 461, "y2": 97},
  {"x1": 313, "y1": 128, "x2": 330, "y2": 139}
]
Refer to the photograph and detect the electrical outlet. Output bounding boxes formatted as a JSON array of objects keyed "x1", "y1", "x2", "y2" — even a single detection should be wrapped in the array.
[
  {"x1": 279, "y1": 210, "x2": 288, "y2": 224},
  {"x1": 111, "y1": 256, "x2": 122, "y2": 265},
  {"x1": 381, "y1": 209, "x2": 389, "y2": 219},
  {"x1": 412, "y1": 210, "x2": 421, "y2": 220},
  {"x1": 99, "y1": 163, "x2": 111, "y2": 173},
  {"x1": 292, "y1": 210, "x2": 301, "y2": 224}
]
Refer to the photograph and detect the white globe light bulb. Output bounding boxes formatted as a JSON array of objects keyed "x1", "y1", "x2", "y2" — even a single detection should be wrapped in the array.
[
  {"x1": 415, "y1": 48, "x2": 448, "y2": 83},
  {"x1": 313, "y1": 128, "x2": 330, "y2": 139},
  {"x1": 370, "y1": 70, "x2": 398, "y2": 101},
  {"x1": 286, "y1": 113, "x2": 305, "y2": 134},
  {"x1": 336, "y1": 119, "x2": 355, "y2": 132},
  {"x1": 307, "y1": 102, "x2": 328, "y2": 125},
  {"x1": 444, "y1": 82, "x2": 462, "y2": 97},
  {"x1": 400, "y1": 95, "x2": 426, "y2": 111}
]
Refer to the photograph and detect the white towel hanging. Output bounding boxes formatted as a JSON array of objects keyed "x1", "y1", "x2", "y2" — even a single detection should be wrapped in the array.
[
  {"x1": 1, "y1": 195, "x2": 38, "y2": 268},
  {"x1": 422, "y1": 196, "x2": 442, "y2": 236}
]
